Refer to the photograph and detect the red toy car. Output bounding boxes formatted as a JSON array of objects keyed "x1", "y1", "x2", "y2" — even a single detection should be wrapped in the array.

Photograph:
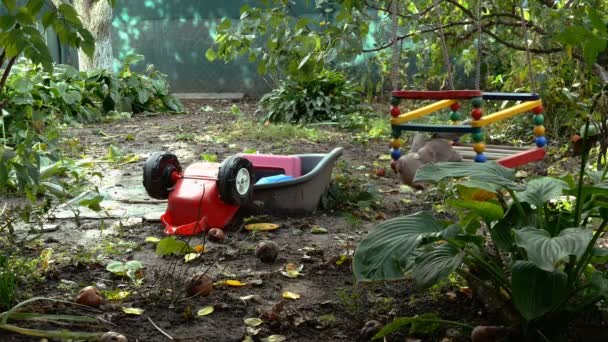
[
  {"x1": 143, "y1": 148, "x2": 316, "y2": 235},
  {"x1": 143, "y1": 152, "x2": 256, "y2": 235}
]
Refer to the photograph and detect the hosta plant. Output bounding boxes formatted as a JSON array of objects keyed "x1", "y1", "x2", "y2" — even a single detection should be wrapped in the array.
[
  {"x1": 258, "y1": 69, "x2": 361, "y2": 124},
  {"x1": 353, "y1": 135, "x2": 608, "y2": 339}
]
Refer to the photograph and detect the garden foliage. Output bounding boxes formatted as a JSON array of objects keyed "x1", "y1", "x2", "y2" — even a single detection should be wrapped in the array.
[
  {"x1": 258, "y1": 70, "x2": 361, "y2": 123},
  {"x1": 353, "y1": 133, "x2": 608, "y2": 338},
  {"x1": 0, "y1": 55, "x2": 182, "y2": 198}
]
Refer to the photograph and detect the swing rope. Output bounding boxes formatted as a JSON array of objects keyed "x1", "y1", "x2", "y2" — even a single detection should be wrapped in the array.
[
  {"x1": 436, "y1": 1, "x2": 455, "y2": 90},
  {"x1": 475, "y1": 0, "x2": 482, "y2": 90},
  {"x1": 389, "y1": 0, "x2": 400, "y2": 91},
  {"x1": 519, "y1": 1, "x2": 537, "y2": 93}
]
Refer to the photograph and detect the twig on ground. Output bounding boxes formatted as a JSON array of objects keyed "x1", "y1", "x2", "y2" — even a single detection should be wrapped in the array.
[{"x1": 147, "y1": 316, "x2": 173, "y2": 340}]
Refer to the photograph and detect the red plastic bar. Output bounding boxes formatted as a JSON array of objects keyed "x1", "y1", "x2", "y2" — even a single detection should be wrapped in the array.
[
  {"x1": 392, "y1": 90, "x2": 483, "y2": 100},
  {"x1": 497, "y1": 148, "x2": 546, "y2": 168}
]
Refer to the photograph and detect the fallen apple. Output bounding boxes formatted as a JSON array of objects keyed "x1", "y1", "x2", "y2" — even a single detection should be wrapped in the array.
[
  {"x1": 75, "y1": 286, "x2": 102, "y2": 308},
  {"x1": 185, "y1": 273, "x2": 213, "y2": 297},
  {"x1": 207, "y1": 228, "x2": 225, "y2": 243},
  {"x1": 255, "y1": 240, "x2": 279, "y2": 263},
  {"x1": 100, "y1": 332, "x2": 128, "y2": 342}
]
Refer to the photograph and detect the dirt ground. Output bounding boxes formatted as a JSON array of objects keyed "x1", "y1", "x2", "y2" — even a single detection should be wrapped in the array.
[{"x1": 3, "y1": 100, "x2": 550, "y2": 341}]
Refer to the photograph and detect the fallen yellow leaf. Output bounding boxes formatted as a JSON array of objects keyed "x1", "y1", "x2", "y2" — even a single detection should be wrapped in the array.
[
  {"x1": 262, "y1": 335, "x2": 287, "y2": 342},
  {"x1": 215, "y1": 279, "x2": 248, "y2": 287},
  {"x1": 197, "y1": 305, "x2": 214, "y2": 316},
  {"x1": 282, "y1": 291, "x2": 300, "y2": 300},
  {"x1": 226, "y1": 279, "x2": 247, "y2": 286},
  {"x1": 194, "y1": 245, "x2": 207, "y2": 253},
  {"x1": 245, "y1": 223, "x2": 280, "y2": 231},
  {"x1": 184, "y1": 253, "x2": 199, "y2": 263},
  {"x1": 335, "y1": 255, "x2": 350, "y2": 265},
  {"x1": 121, "y1": 307, "x2": 144, "y2": 315},
  {"x1": 244, "y1": 317, "x2": 263, "y2": 327},
  {"x1": 145, "y1": 236, "x2": 161, "y2": 243},
  {"x1": 281, "y1": 263, "x2": 304, "y2": 278}
]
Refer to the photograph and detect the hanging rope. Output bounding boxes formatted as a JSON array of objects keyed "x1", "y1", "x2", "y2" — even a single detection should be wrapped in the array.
[
  {"x1": 475, "y1": 0, "x2": 483, "y2": 90},
  {"x1": 519, "y1": 1, "x2": 537, "y2": 93},
  {"x1": 389, "y1": 0, "x2": 400, "y2": 91},
  {"x1": 436, "y1": 2, "x2": 454, "y2": 90}
]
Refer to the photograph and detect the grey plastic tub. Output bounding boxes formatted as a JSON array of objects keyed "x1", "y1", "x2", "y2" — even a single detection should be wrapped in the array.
[{"x1": 243, "y1": 148, "x2": 343, "y2": 215}]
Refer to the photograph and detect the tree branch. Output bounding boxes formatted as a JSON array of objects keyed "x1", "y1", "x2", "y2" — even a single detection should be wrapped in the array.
[
  {"x1": 0, "y1": 57, "x2": 16, "y2": 92},
  {"x1": 362, "y1": 20, "x2": 475, "y2": 52}
]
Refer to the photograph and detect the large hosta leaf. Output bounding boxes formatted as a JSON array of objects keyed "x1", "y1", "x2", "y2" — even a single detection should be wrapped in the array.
[
  {"x1": 414, "y1": 162, "x2": 520, "y2": 192},
  {"x1": 490, "y1": 203, "x2": 536, "y2": 252},
  {"x1": 515, "y1": 177, "x2": 569, "y2": 208},
  {"x1": 412, "y1": 244, "x2": 464, "y2": 288},
  {"x1": 448, "y1": 199, "x2": 504, "y2": 224},
  {"x1": 511, "y1": 261, "x2": 568, "y2": 321},
  {"x1": 514, "y1": 227, "x2": 592, "y2": 272},
  {"x1": 353, "y1": 212, "x2": 446, "y2": 281}
]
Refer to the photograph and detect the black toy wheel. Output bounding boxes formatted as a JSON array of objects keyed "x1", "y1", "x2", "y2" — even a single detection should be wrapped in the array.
[
  {"x1": 143, "y1": 151, "x2": 181, "y2": 199},
  {"x1": 217, "y1": 156, "x2": 254, "y2": 206}
]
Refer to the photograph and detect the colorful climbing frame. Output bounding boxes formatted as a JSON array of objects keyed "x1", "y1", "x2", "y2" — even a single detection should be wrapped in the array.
[{"x1": 388, "y1": 90, "x2": 547, "y2": 168}]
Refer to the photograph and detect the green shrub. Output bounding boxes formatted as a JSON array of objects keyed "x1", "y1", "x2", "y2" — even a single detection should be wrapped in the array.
[
  {"x1": 259, "y1": 70, "x2": 361, "y2": 124},
  {"x1": 353, "y1": 134, "x2": 608, "y2": 339},
  {"x1": 0, "y1": 54, "x2": 183, "y2": 198}
]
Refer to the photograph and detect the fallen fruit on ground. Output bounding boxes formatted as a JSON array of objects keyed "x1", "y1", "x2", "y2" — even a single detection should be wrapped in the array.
[
  {"x1": 100, "y1": 332, "x2": 128, "y2": 342},
  {"x1": 207, "y1": 228, "x2": 225, "y2": 242},
  {"x1": 359, "y1": 320, "x2": 383, "y2": 341},
  {"x1": 75, "y1": 286, "x2": 103, "y2": 308},
  {"x1": 375, "y1": 167, "x2": 386, "y2": 177},
  {"x1": 255, "y1": 240, "x2": 279, "y2": 263},
  {"x1": 471, "y1": 326, "x2": 507, "y2": 342},
  {"x1": 185, "y1": 273, "x2": 213, "y2": 297}
]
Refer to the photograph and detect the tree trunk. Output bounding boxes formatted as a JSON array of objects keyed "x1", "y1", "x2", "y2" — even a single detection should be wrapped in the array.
[{"x1": 52, "y1": 0, "x2": 114, "y2": 71}]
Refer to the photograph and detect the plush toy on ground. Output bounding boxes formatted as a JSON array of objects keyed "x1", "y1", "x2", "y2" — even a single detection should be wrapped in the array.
[{"x1": 394, "y1": 133, "x2": 464, "y2": 190}]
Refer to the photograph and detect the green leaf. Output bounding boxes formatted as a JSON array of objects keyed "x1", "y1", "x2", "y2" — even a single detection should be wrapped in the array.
[
  {"x1": 156, "y1": 237, "x2": 194, "y2": 256},
  {"x1": 217, "y1": 18, "x2": 231, "y2": 31},
  {"x1": 2, "y1": 0, "x2": 16, "y2": 12},
  {"x1": 0, "y1": 15, "x2": 16, "y2": 30},
  {"x1": 78, "y1": 195, "x2": 103, "y2": 212},
  {"x1": 514, "y1": 227, "x2": 593, "y2": 272},
  {"x1": 589, "y1": 272, "x2": 608, "y2": 300},
  {"x1": 57, "y1": 4, "x2": 80, "y2": 23},
  {"x1": 353, "y1": 212, "x2": 446, "y2": 281},
  {"x1": 515, "y1": 177, "x2": 569, "y2": 208},
  {"x1": 205, "y1": 48, "x2": 217, "y2": 62},
  {"x1": 511, "y1": 261, "x2": 568, "y2": 321},
  {"x1": 15, "y1": 6, "x2": 35, "y2": 25},
  {"x1": 412, "y1": 244, "x2": 464, "y2": 288},
  {"x1": 125, "y1": 260, "x2": 143, "y2": 270},
  {"x1": 448, "y1": 199, "x2": 504, "y2": 223},
  {"x1": 373, "y1": 313, "x2": 444, "y2": 339},
  {"x1": 106, "y1": 261, "x2": 127, "y2": 275},
  {"x1": 414, "y1": 162, "x2": 520, "y2": 192},
  {"x1": 123, "y1": 53, "x2": 144, "y2": 66},
  {"x1": 490, "y1": 203, "x2": 536, "y2": 252},
  {"x1": 298, "y1": 53, "x2": 312, "y2": 69}
]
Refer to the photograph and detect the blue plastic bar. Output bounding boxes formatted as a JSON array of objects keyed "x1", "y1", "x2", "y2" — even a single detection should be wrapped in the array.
[{"x1": 482, "y1": 92, "x2": 540, "y2": 101}]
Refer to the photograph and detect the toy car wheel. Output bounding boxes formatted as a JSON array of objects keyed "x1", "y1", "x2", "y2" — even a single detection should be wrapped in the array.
[
  {"x1": 217, "y1": 156, "x2": 254, "y2": 206},
  {"x1": 143, "y1": 151, "x2": 181, "y2": 199}
]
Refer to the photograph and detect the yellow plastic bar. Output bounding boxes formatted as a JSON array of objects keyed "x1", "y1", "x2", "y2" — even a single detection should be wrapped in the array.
[
  {"x1": 391, "y1": 99, "x2": 457, "y2": 124},
  {"x1": 472, "y1": 100, "x2": 542, "y2": 127}
]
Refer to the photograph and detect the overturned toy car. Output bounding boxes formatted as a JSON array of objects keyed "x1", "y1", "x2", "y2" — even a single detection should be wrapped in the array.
[{"x1": 143, "y1": 148, "x2": 343, "y2": 236}]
